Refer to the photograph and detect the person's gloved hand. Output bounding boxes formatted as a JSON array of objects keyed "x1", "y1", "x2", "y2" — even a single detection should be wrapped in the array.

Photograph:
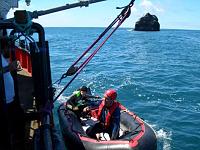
[
  {"x1": 83, "y1": 106, "x2": 90, "y2": 112},
  {"x1": 9, "y1": 60, "x2": 22, "y2": 71},
  {"x1": 73, "y1": 106, "x2": 79, "y2": 111}
]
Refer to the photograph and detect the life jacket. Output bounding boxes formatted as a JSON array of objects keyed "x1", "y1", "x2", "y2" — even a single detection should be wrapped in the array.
[
  {"x1": 97, "y1": 99, "x2": 119, "y2": 129},
  {"x1": 73, "y1": 90, "x2": 81, "y2": 98},
  {"x1": 73, "y1": 90, "x2": 90, "y2": 107},
  {"x1": 72, "y1": 90, "x2": 84, "y2": 107}
]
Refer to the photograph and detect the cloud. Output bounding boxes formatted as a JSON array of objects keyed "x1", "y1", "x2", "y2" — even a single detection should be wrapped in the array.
[
  {"x1": 130, "y1": 0, "x2": 164, "y2": 20},
  {"x1": 139, "y1": 0, "x2": 164, "y2": 14},
  {"x1": 140, "y1": 0, "x2": 153, "y2": 9}
]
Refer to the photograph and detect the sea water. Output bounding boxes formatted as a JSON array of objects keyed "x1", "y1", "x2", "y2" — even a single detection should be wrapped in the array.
[{"x1": 45, "y1": 27, "x2": 200, "y2": 150}]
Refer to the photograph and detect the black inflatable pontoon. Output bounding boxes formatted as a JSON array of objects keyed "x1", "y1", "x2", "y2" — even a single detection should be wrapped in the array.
[{"x1": 58, "y1": 101, "x2": 157, "y2": 150}]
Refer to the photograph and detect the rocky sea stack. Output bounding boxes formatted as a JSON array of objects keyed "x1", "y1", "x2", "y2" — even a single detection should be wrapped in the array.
[{"x1": 135, "y1": 13, "x2": 160, "y2": 31}]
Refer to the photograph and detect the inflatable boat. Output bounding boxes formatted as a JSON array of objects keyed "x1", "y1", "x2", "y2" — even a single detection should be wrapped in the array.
[{"x1": 58, "y1": 100, "x2": 157, "y2": 150}]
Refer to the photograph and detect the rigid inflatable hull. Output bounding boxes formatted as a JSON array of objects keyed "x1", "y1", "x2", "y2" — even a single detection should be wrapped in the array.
[{"x1": 58, "y1": 103, "x2": 157, "y2": 150}]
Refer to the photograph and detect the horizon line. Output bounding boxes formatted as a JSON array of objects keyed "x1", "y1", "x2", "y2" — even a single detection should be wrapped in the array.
[{"x1": 42, "y1": 26, "x2": 200, "y2": 31}]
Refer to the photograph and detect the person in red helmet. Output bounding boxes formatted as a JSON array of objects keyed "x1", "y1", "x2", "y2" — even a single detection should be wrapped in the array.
[{"x1": 86, "y1": 89, "x2": 120, "y2": 140}]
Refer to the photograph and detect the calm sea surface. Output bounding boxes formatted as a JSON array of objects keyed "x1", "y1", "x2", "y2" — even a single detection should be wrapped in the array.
[{"x1": 45, "y1": 27, "x2": 200, "y2": 150}]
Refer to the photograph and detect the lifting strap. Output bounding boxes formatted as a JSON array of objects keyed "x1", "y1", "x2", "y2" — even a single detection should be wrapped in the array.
[{"x1": 53, "y1": 0, "x2": 135, "y2": 103}]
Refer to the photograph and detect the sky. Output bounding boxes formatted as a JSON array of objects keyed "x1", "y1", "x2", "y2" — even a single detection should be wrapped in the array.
[{"x1": 7, "y1": 0, "x2": 200, "y2": 30}]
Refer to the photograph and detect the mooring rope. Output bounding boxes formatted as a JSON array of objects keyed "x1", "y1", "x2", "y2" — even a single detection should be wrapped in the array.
[{"x1": 53, "y1": 0, "x2": 135, "y2": 103}]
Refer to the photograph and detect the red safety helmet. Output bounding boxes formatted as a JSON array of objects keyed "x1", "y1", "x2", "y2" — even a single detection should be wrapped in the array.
[{"x1": 104, "y1": 89, "x2": 117, "y2": 100}]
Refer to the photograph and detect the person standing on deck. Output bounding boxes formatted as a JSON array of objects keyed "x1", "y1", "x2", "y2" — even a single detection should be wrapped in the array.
[{"x1": 0, "y1": 36, "x2": 25, "y2": 150}]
